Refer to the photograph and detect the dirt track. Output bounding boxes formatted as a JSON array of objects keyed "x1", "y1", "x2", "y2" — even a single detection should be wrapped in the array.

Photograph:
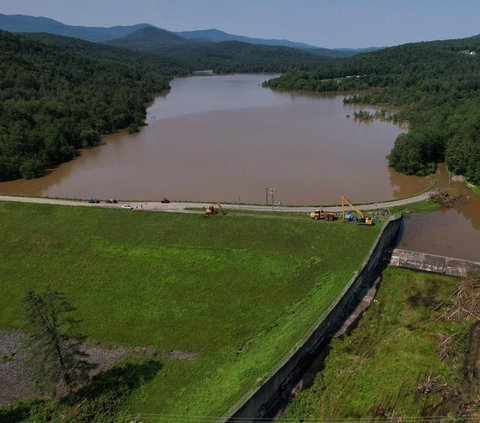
[{"x1": 0, "y1": 190, "x2": 433, "y2": 214}]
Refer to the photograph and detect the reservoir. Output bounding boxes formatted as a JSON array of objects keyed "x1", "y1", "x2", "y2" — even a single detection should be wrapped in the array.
[
  {"x1": 0, "y1": 73, "x2": 479, "y2": 260},
  {"x1": 0, "y1": 74, "x2": 429, "y2": 204}
]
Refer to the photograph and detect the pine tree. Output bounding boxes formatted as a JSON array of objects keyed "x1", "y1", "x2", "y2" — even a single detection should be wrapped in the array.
[{"x1": 22, "y1": 287, "x2": 96, "y2": 395}]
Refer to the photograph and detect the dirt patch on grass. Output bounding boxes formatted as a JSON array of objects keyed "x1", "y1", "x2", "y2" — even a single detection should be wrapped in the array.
[
  {"x1": 0, "y1": 330, "x2": 156, "y2": 406},
  {"x1": 167, "y1": 350, "x2": 198, "y2": 361},
  {"x1": 407, "y1": 279, "x2": 442, "y2": 307},
  {"x1": 0, "y1": 330, "x2": 35, "y2": 406}
]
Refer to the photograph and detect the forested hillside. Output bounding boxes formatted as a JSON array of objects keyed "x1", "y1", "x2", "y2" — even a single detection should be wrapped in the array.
[
  {"x1": 265, "y1": 35, "x2": 480, "y2": 184},
  {"x1": 0, "y1": 31, "x2": 182, "y2": 180},
  {"x1": 0, "y1": 28, "x2": 332, "y2": 182},
  {"x1": 106, "y1": 28, "x2": 327, "y2": 73}
]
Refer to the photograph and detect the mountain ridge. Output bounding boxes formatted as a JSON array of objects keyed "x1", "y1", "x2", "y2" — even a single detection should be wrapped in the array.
[
  {"x1": 174, "y1": 28, "x2": 317, "y2": 49},
  {"x1": 0, "y1": 13, "x2": 150, "y2": 42},
  {"x1": 0, "y1": 13, "x2": 377, "y2": 55},
  {"x1": 104, "y1": 28, "x2": 329, "y2": 72}
]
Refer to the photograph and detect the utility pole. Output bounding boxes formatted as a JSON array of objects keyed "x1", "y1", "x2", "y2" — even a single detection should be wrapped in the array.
[{"x1": 270, "y1": 188, "x2": 276, "y2": 212}]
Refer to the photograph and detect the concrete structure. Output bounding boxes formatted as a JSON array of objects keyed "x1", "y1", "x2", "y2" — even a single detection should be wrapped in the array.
[
  {"x1": 224, "y1": 216, "x2": 402, "y2": 422},
  {"x1": 390, "y1": 248, "x2": 480, "y2": 277}
]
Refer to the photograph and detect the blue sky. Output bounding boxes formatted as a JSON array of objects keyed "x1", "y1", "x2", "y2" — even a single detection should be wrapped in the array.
[{"x1": 1, "y1": 0, "x2": 479, "y2": 48}]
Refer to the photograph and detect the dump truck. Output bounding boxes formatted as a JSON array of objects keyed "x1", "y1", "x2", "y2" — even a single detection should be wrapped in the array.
[
  {"x1": 309, "y1": 209, "x2": 337, "y2": 221},
  {"x1": 204, "y1": 203, "x2": 226, "y2": 217}
]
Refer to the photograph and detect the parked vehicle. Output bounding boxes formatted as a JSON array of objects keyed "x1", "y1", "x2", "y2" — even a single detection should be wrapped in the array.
[
  {"x1": 106, "y1": 199, "x2": 118, "y2": 204},
  {"x1": 205, "y1": 203, "x2": 225, "y2": 216},
  {"x1": 88, "y1": 198, "x2": 100, "y2": 204},
  {"x1": 309, "y1": 209, "x2": 337, "y2": 221},
  {"x1": 121, "y1": 204, "x2": 134, "y2": 210}
]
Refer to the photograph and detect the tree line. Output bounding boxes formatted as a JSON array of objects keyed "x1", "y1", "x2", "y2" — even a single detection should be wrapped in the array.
[
  {"x1": 0, "y1": 31, "x2": 183, "y2": 181},
  {"x1": 265, "y1": 36, "x2": 480, "y2": 184},
  {"x1": 0, "y1": 30, "x2": 329, "y2": 182}
]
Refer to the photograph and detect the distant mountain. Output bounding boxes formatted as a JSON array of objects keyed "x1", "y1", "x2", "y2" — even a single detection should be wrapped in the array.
[
  {"x1": 0, "y1": 13, "x2": 150, "y2": 42},
  {"x1": 175, "y1": 28, "x2": 317, "y2": 49},
  {"x1": 107, "y1": 26, "x2": 187, "y2": 49},
  {"x1": 0, "y1": 13, "x2": 377, "y2": 57},
  {"x1": 104, "y1": 28, "x2": 328, "y2": 72},
  {"x1": 336, "y1": 47, "x2": 384, "y2": 54},
  {"x1": 174, "y1": 29, "x2": 378, "y2": 58}
]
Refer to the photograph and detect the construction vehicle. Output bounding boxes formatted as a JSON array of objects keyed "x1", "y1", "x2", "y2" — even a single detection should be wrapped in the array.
[
  {"x1": 341, "y1": 196, "x2": 374, "y2": 226},
  {"x1": 204, "y1": 203, "x2": 226, "y2": 217},
  {"x1": 309, "y1": 209, "x2": 337, "y2": 221}
]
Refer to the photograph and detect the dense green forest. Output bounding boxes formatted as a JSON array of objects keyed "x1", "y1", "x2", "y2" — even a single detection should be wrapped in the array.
[
  {"x1": 265, "y1": 36, "x2": 480, "y2": 184},
  {"x1": 0, "y1": 30, "x2": 183, "y2": 180},
  {"x1": 0, "y1": 29, "x2": 328, "y2": 181},
  {"x1": 148, "y1": 40, "x2": 328, "y2": 73}
]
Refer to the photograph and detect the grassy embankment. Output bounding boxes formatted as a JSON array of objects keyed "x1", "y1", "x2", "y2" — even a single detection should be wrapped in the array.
[
  {"x1": 0, "y1": 201, "x2": 381, "y2": 421},
  {"x1": 390, "y1": 199, "x2": 440, "y2": 214},
  {"x1": 281, "y1": 267, "x2": 476, "y2": 421}
]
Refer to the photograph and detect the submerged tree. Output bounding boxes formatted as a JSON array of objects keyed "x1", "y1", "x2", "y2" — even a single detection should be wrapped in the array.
[{"x1": 22, "y1": 287, "x2": 96, "y2": 395}]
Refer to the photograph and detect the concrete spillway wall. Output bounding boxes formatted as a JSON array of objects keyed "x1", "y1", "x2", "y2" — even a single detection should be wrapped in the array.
[
  {"x1": 390, "y1": 248, "x2": 480, "y2": 277},
  {"x1": 224, "y1": 215, "x2": 402, "y2": 422}
]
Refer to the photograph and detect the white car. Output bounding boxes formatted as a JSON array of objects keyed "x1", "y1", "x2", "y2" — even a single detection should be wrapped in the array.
[{"x1": 121, "y1": 204, "x2": 134, "y2": 210}]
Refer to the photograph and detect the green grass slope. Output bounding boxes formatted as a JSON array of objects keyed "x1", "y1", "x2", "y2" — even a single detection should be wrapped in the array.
[
  {"x1": 0, "y1": 202, "x2": 381, "y2": 420},
  {"x1": 281, "y1": 267, "x2": 470, "y2": 421}
]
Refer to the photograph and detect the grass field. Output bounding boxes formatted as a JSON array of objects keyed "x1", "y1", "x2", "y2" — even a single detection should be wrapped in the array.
[
  {"x1": 0, "y1": 202, "x2": 381, "y2": 421},
  {"x1": 390, "y1": 199, "x2": 441, "y2": 214},
  {"x1": 280, "y1": 268, "x2": 472, "y2": 421}
]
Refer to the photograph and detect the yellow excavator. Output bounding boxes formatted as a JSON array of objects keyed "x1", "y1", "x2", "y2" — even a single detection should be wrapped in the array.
[
  {"x1": 204, "y1": 203, "x2": 226, "y2": 217},
  {"x1": 341, "y1": 195, "x2": 374, "y2": 225}
]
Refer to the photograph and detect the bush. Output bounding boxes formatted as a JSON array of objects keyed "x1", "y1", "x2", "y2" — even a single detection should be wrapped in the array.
[{"x1": 19, "y1": 157, "x2": 45, "y2": 179}]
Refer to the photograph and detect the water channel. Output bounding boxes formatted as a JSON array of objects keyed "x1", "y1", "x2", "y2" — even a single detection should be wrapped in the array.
[
  {"x1": 0, "y1": 73, "x2": 479, "y2": 260},
  {"x1": 399, "y1": 165, "x2": 480, "y2": 261}
]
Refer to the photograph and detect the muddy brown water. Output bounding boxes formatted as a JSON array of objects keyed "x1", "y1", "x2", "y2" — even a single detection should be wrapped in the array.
[
  {"x1": 1, "y1": 74, "x2": 478, "y2": 261},
  {"x1": 399, "y1": 165, "x2": 480, "y2": 262},
  {"x1": 0, "y1": 74, "x2": 429, "y2": 204}
]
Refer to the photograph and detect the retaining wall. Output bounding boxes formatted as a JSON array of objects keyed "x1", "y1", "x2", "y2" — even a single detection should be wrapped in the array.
[
  {"x1": 390, "y1": 248, "x2": 480, "y2": 277},
  {"x1": 224, "y1": 215, "x2": 403, "y2": 422}
]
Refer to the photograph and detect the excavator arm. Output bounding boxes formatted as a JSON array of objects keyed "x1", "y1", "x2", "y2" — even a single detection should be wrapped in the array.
[
  {"x1": 341, "y1": 195, "x2": 365, "y2": 223},
  {"x1": 214, "y1": 203, "x2": 225, "y2": 215}
]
